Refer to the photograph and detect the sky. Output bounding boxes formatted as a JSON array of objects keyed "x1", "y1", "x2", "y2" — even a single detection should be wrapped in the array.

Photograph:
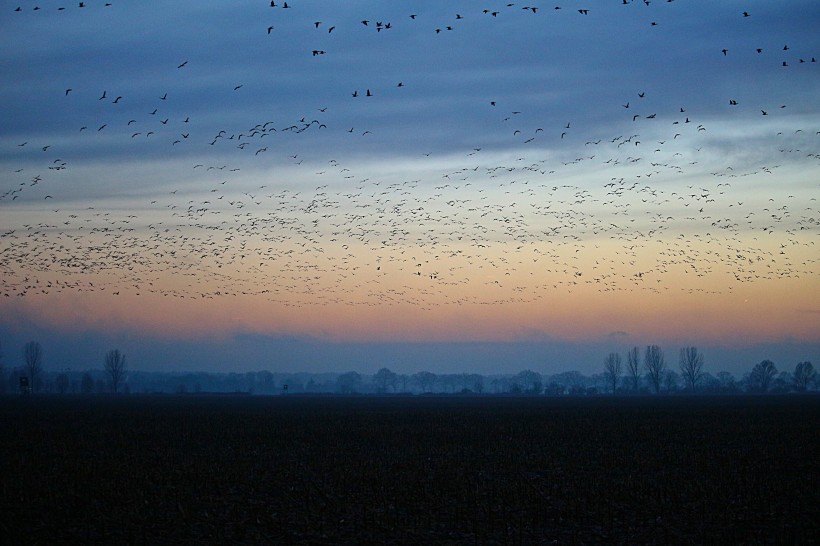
[{"x1": 1, "y1": 0, "x2": 818, "y2": 376}]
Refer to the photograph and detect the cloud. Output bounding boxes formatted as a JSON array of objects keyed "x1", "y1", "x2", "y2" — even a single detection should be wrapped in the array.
[{"x1": 607, "y1": 331, "x2": 630, "y2": 339}]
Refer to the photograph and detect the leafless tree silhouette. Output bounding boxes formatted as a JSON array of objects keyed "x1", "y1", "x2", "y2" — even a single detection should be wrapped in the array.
[
  {"x1": 626, "y1": 346, "x2": 640, "y2": 391},
  {"x1": 679, "y1": 347, "x2": 704, "y2": 391},
  {"x1": 515, "y1": 369, "x2": 543, "y2": 394},
  {"x1": 643, "y1": 345, "x2": 665, "y2": 394},
  {"x1": 373, "y1": 367, "x2": 397, "y2": 393},
  {"x1": 792, "y1": 361, "x2": 815, "y2": 392},
  {"x1": 23, "y1": 341, "x2": 43, "y2": 392},
  {"x1": 413, "y1": 371, "x2": 437, "y2": 393},
  {"x1": 603, "y1": 352, "x2": 622, "y2": 393},
  {"x1": 104, "y1": 349, "x2": 127, "y2": 394},
  {"x1": 748, "y1": 360, "x2": 777, "y2": 393}
]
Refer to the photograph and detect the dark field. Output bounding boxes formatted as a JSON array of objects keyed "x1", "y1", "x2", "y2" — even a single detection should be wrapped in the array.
[{"x1": 1, "y1": 395, "x2": 818, "y2": 545}]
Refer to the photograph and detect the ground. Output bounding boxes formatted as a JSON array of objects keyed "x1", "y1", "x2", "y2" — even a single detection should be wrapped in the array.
[{"x1": 1, "y1": 394, "x2": 818, "y2": 544}]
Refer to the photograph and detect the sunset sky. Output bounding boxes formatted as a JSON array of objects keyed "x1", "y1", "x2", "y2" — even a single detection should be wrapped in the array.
[{"x1": 1, "y1": 1, "x2": 818, "y2": 376}]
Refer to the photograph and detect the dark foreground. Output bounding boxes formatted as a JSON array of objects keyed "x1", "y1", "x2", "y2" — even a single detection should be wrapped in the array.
[{"x1": 1, "y1": 395, "x2": 818, "y2": 545}]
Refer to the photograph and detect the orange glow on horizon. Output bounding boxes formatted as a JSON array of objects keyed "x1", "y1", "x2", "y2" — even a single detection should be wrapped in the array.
[{"x1": 4, "y1": 272, "x2": 817, "y2": 348}]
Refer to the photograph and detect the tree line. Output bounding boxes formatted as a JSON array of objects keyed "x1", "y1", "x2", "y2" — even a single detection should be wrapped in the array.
[
  {"x1": 602, "y1": 345, "x2": 815, "y2": 395},
  {"x1": 0, "y1": 339, "x2": 127, "y2": 395},
  {"x1": 0, "y1": 338, "x2": 815, "y2": 395}
]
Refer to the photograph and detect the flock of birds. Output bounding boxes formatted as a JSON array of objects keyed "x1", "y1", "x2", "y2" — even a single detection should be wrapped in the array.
[{"x1": 1, "y1": 1, "x2": 818, "y2": 316}]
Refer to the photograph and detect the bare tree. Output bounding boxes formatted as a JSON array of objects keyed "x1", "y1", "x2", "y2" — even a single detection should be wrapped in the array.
[
  {"x1": 663, "y1": 370, "x2": 680, "y2": 393},
  {"x1": 679, "y1": 346, "x2": 704, "y2": 391},
  {"x1": 515, "y1": 369, "x2": 543, "y2": 394},
  {"x1": 23, "y1": 341, "x2": 43, "y2": 392},
  {"x1": 716, "y1": 371, "x2": 738, "y2": 392},
  {"x1": 373, "y1": 367, "x2": 397, "y2": 393},
  {"x1": 440, "y1": 374, "x2": 457, "y2": 393},
  {"x1": 466, "y1": 373, "x2": 484, "y2": 393},
  {"x1": 792, "y1": 361, "x2": 815, "y2": 392},
  {"x1": 104, "y1": 349, "x2": 127, "y2": 394},
  {"x1": 626, "y1": 346, "x2": 641, "y2": 391},
  {"x1": 748, "y1": 360, "x2": 777, "y2": 393},
  {"x1": 412, "y1": 371, "x2": 437, "y2": 393},
  {"x1": 643, "y1": 345, "x2": 665, "y2": 394},
  {"x1": 603, "y1": 352, "x2": 622, "y2": 393}
]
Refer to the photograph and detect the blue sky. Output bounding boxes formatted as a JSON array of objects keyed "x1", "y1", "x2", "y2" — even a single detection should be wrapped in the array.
[{"x1": 1, "y1": 1, "x2": 818, "y2": 376}]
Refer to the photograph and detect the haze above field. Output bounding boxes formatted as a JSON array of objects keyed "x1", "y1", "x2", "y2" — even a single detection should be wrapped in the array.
[{"x1": 1, "y1": 1, "x2": 818, "y2": 375}]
